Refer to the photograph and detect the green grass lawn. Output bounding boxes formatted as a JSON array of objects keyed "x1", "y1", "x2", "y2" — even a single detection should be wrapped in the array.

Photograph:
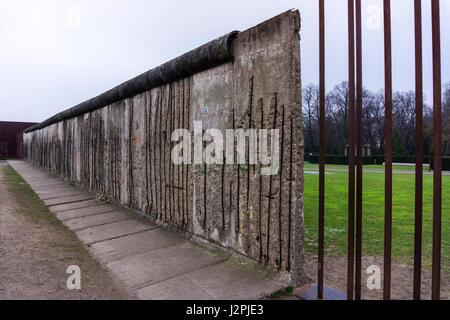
[
  {"x1": 304, "y1": 162, "x2": 431, "y2": 171},
  {"x1": 303, "y1": 169, "x2": 449, "y2": 273}
]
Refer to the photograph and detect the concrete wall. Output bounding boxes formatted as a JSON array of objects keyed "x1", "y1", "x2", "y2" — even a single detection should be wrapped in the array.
[{"x1": 23, "y1": 10, "x2": 305, "y2": 283}]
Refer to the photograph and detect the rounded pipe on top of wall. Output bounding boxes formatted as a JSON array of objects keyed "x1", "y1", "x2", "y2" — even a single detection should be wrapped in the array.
[{"x1": 24, "y1": 31, "x2": 240, "y2": 134}]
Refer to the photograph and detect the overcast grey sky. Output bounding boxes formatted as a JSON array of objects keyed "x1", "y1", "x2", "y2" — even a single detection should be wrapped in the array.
[{"x1": 1, "y1": 0, "x2": 449, "y2": 122}]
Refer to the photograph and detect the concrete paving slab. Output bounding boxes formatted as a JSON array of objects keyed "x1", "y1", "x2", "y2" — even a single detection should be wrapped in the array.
[
  {"x1": 29, "y1": 180, "x2": 60, "y2": 185},
  {"x1": 63, "y1": 211, "x2": 132, "y2": 231},
  {"x1": 49, "y1": 199, "x2": 103, "y2": 213},
  {"x1": 44, "y1": 194, "x2": 94, "y2": 206},
  {"x1": 136, "y1": 259, "x2": 281, "y2": 300},
  {"x1": 106, "y1": 242, "x2": 223, "y2": 289},
  {"x1": 23, "y1": 174, "x2": 55, "y2": 179},
  {"x1": 56, "y1": 204, "x2": 116, "y2": 221},
  {"x1": 76, "y1": 219, "x2": 157, "y2": 245},
  {"x1": 89, "y1": 228, "x2": 183, "y2": 263},
  {"x1": 136, "y1": 274, "x2": 215, "y2": 300},
  {"x1": 28, "y1": 178, "x2": 66, "y2": 185},
  {"x1": 176, "y1": 260, "x2": 281, "y2": 299},
  {"x1": 34, "y1": 184, "x2": 77, "y2": 192},
  {"x1": 39, "y1": 189, "x2": 89, "y2": 200},
  {"x1": 29, "y1": 181, "x2": 65, "y2": 188}
]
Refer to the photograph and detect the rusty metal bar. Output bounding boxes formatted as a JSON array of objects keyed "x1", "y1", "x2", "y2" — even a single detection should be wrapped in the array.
[
  {"x1": 354, "y1": 0, "x2": 363, "y2": 300},
  {"x1": 318, "y1": 0, "x2": 325, "y2": 300},
  {"x1": 383, "y1": 0, "x2": 393, "y2": 300},
  {"x1": 431, "y1": 0, "x2": 442, "y2": 301},
  {"x1": 347, "y1": 0, "x2": 356, "y2": 301},
  {"x1": 413, "y1": 0, "x2": 423, "y2": 301}
]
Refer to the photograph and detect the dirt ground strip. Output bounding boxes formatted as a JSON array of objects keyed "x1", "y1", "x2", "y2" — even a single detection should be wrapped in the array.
[
  {"x1": 302, "y1": 252, "x2": 449, "y2": 300},
  {"x1": 0, "y1": 162, "x2": 131, "y2": 300}
]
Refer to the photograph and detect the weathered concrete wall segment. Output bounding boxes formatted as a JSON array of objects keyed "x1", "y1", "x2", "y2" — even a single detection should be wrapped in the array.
[{"x1": 23, "y1": 10, "x2": 305, "y2": 283}]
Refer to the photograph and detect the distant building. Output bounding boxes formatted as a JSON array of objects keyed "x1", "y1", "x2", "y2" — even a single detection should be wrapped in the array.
[
  {"x1": 344, "y1": 144, "x2": 372, "y2": 157},
  {"x1": 0, "y1": 121, "x2": 38, "y2": 159}
]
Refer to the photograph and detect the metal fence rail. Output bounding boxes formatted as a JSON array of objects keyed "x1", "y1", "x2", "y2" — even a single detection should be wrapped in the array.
[{"x1": 316, "y1": 0, "x2": 442, "y2": 300}]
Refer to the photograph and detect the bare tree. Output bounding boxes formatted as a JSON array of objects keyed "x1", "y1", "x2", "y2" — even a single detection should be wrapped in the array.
[
  {"x1": 326, "y1": 81, "x2": 349, "y2": 154},
  {"x1": 302, "y1": 83, "x2": 319, "y2": 154},
  {"x1": 301, "y1": 81, "x2": 440, "y2": 158},
  {"x1": 362, "y1": 89, "x2": 383, "y2": 154},
  {"x1": 392, "y1": 91, "x2": 416, "y2": 155}
]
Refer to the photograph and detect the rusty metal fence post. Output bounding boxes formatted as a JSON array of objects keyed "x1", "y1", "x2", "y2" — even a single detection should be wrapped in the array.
[
  {"x1": 315, "y1": 0, "x2": 441, "y2": 300},
  {"x1": 413, "y1": 0, "x2": 424, "y2": 301},
  {"x1": 355, "y1": 0, "x2": 363, "y2": 300},
  {"x1": 318, "y1": 0, "x2": 326, "y2": 300},
  {"x1": 431, "y1": 0, "x2": 442, "y2": 301},
  {"x1": 383, "y1": 0, "x2": 393, "y2": 301},
  {"x1": 347, "y1": 0, "x2": 356, "y2": 301}
]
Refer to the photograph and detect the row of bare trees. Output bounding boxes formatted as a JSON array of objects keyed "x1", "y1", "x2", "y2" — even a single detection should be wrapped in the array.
[{"x1": 302, "y1": 81, "x2": 450, "y2": 157}]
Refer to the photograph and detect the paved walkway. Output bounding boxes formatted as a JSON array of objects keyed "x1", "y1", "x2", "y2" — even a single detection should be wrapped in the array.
[{"x1": 9, "y1": 161, "x2": 283, "y2": 300}]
